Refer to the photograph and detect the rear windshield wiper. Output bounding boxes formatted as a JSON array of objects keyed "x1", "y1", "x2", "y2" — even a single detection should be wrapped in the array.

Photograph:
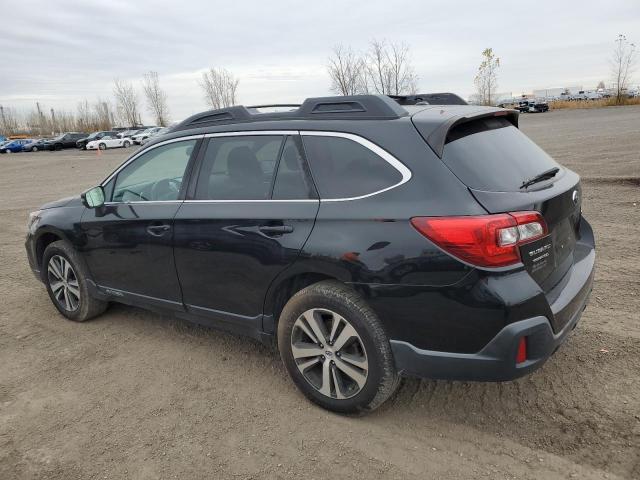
[{"x1": 520, "y1": 167, "x2": 560, "y2": 189}]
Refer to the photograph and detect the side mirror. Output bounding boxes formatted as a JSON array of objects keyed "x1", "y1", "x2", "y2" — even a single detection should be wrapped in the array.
[{"x1": 81, "y1": 186, "x2": 105, "y2": 208}]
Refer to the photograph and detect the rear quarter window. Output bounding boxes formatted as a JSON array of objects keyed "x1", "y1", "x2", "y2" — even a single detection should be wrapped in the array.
[
  {"x1": 301, "y1": 134, "x2": 403, "y2": 199},
  {"x1": 442, "y1": 118, "x2": 560, "y2": 192}
]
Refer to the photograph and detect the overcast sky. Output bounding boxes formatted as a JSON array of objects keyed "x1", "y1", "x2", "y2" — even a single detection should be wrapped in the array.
[{"x1": 1, "y1": 0, "x2": 638, "y2": 123}]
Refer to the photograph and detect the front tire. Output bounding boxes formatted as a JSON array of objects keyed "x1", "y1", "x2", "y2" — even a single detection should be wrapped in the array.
[
  {"x1": 32, "y1": 146, "x2": 38, "y2": 152},
  {"x1": 54, "y1": 144, "x2": 62, "y2": 151},
  {"x1": 123, "y1": 140, "x2": 131, "y2": 148},
  {"x1": 278, "y1": 280, "x2": 399, "y2": 414},
  {"x1": 42, "y1": 240, "x2": 107, "y2": 322},
  {"x1": 98, "y1": 143, "x2": 106, "y2": 150}
]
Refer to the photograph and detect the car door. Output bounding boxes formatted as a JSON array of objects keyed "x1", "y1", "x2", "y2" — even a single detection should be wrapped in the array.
[
  {"x1": 80, "y1": 136, "x2": 202, "y2": 310},
  {"x1": 103, "y1": 136, "x2": 118, "y2": 148},
  {"x1": 173, "y1": 132, "x2": 319, "y2": 333}
]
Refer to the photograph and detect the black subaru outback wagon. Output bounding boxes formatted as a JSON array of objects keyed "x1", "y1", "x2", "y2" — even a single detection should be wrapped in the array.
[{"x1": 25, "y1": 94, "x2": 595, "y2": 413}]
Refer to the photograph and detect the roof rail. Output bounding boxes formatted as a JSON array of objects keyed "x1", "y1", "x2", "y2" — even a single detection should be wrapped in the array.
[
  {"x1": 247, "y1": 104, "x2": 301, "y2": 109},
  {"x1": 171, "y1": 95, "x2": 408, "y2": 132},
  {"x1": 389, "y1": 93, "x2": 468, "y2": 106}
]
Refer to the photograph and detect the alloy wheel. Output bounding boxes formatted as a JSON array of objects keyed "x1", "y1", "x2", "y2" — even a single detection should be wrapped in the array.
[
  {"x1": 291, "y1": 308, "x2": 368, "y2": 399},
  {"x1": 47, "y1": 255, "x2": 80, "y2": 311}
]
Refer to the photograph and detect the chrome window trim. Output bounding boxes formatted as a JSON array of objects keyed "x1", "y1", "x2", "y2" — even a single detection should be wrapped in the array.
[
  {"x1": 204, "y1": 130, "x2": 299, "y2": 138},
  {"x1": 103, "y1": 200, "x2": 184, "y2": 206},
  {"x1": 300, "y1": 131, "x2": 412, "y2": 202},
  {"x1": 99, "y1": 130, "x2": 412, "y2": 205},
  {"x1": 183, "y1": 199, "x2": 319, "y2": 204}
]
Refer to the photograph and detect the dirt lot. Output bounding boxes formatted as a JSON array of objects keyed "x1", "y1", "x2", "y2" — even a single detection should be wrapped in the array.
[{"x1": 1, "y1": 107, "x2": 639, "y2": 479}]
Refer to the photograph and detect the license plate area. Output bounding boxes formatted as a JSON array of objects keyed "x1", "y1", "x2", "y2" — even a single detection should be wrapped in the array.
[{"x1": 520, "y1": 235, "x2": 555, "y2": 277}]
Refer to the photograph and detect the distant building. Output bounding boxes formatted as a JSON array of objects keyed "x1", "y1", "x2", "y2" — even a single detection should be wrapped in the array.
[{"x1": 533, "y1": 87, "x2": 566, "y2": 98}]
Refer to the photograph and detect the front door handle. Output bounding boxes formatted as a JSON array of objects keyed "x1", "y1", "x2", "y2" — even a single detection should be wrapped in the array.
[
  {"x1": 146, "y1": 223, "x2": 171, "y2": 236},
  {"x1": 258, "y1": 225, "x2": 294, "y2": 236}
]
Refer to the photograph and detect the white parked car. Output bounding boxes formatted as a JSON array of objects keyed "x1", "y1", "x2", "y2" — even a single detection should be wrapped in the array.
[
  {"x1": 140, "y1": 127, "x2": 170, "y2": 145},
  {"x1": 131, "y1": 127, "x2": 161, "y2": 145},
  {"x1": 86, "y1": 135, "x2": 133, "y2": 150}
]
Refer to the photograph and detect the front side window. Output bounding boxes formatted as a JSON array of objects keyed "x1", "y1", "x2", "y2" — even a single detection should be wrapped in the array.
[
  {"x1": 302, "y1": 135, "x2": 403, "y2": 199},
  {"x1": 112, "y1": 139, "x2": 196, "y2": 202},
  {"x1": 194, "y1": 135, "x2": 284, "y2": 200}
]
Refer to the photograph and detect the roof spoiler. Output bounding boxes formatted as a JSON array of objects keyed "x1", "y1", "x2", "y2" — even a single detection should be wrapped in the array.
[
  {"x1": 423, "y1": 109, "x2": 519, "y2": 158},
  {"x1": 389, "y1": 93, "x2": 468, "y2": 106}
]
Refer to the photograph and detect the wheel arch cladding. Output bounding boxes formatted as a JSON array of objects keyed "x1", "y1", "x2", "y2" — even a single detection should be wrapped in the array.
[
  {"x1": 263, "y1": 272, "x2": 344, "y2": 334},
  {"x1": 36, "y1": 231, "x2": 63, "y2": 270}
]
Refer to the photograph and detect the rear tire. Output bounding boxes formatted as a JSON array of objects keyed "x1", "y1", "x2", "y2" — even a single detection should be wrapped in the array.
[
  {"x1": 278, "y1": 280, "x2": 399, "y2": 414},
  {"x1": 42, "y1": 240, "x2": 108, "y2": 322},
  {"x1": 32, "y1": 146, "x2": 38, "y2": 152}
]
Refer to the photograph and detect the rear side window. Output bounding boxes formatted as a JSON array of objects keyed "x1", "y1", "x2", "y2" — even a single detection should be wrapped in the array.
[
  {"x1": 272, "y1": 137, "x2": 317, "y2": 200},
  {"x1": 302, "y1": 135, "x2": 403, "y2": 199},
  {"x1": 195, "y1": 135, "x2": 284, "y2": 200},
  {"x1": 442, "y1": 118, "x2": 560, "y2": 192}
]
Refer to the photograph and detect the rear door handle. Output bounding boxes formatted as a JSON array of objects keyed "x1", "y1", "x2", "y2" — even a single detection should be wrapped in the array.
[
  {"x1": 146, "y1": 223, "x2": 171, "y2": 236},
  {"x1": 258, "y1": 225, "x2": 294, "y2": 235}
]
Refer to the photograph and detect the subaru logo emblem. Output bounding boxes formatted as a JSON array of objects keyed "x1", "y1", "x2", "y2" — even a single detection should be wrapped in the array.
[{"x1": 572, "y1": 190, "x2": 579, "y2": 205}]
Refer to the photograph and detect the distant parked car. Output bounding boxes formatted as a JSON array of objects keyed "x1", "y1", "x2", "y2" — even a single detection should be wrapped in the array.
[
  {"x1": 119, "y1": 129, "x2": 143, "y2": 139},
  {"x1": 76, "y1": 131, "x2": 119, "y2": 150},
  {"x1": 86, "y1": 135, "x2": 133, "y2": 150},
  {"x1": 131, "y1": 127, "x2": 161, "y2": 145},
  {"x1": 570, "y1": 91, "x2": 588, "y2": 101},
  {"x1": 0, "y1": 135, "x2": 6, "y2": 143},
  {"x1": 22, "y1": 138, "x2": 50, "y2": 152},
  {"x1": 517, "y1": 99, "x2": 548, "y2": 113},
  {"x1": 139, "y1": 127, "x2": 169, "y2": 145},
  {"x1": 0, "y1": 139, "x2": 33, "y2": 153},
  {"x1": 42, "y1": 133, "x2": 87, "y2": 151}
]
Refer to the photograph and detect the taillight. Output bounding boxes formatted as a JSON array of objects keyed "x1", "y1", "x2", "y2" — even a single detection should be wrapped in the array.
[{"x1": 410, "y1": 211, "x2": 548, "y2": 268}]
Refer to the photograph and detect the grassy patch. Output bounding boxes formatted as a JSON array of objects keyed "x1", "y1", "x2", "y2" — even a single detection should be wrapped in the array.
[{"x1": 549, "y1": 97, "x2": 640, "y2": 110}]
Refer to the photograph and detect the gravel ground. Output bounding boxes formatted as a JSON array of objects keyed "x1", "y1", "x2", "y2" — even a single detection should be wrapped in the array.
[{"x1": 1, "y1": 106, "x2": 639, "y2": 479}]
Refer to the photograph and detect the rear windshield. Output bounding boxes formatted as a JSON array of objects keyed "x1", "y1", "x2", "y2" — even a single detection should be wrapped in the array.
[{"x1": 441, "y1": 118, "x2": 560, "y2": 192}]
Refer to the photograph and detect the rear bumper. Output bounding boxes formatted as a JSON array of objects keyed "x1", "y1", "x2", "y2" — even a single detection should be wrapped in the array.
[
  {"x1": 391, "y1": 217, "x2": 595, "y2": 382},
  {"x1": 391, "y1": 297, "x2": 589, "y2": 381}
]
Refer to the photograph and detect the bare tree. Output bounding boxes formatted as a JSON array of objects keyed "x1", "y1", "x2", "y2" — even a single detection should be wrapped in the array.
[
  {"x1": 0, "y1": 105, "x2": 21, "y2": 135},
  {"x1": 474, "y1": 48, "x2": 500, "y2": 106},
  {"x1": 199, "y1": 68, "x2": 239, "y2": 109},
  {"x1": 142, "y1": 71, "x2": 170, "y2": 126},
  {"x1": 93, "y1": 100, "x2": 113, "y2": 130},
  {"x1": 327, "y1": 45, "x2": 367, "y2": 95},
  {"x1": 57, "y1": 110, "x2": 76, "y2": 132},
  {"x1": 364, "y1": 39, "x2": 418, "y2": 95},
  {"x1": 596, "y1": 80, "x2": 606, "y2": 90},
  {"x1": 76, "y1": 99, "x2": 92, "y2": 132},
  {"x1": 611, "y1": 34, "x2": 636, "y2": 104},
  {"x1": 113, "y1": 78, "x2": 141, "y2": 127}
]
